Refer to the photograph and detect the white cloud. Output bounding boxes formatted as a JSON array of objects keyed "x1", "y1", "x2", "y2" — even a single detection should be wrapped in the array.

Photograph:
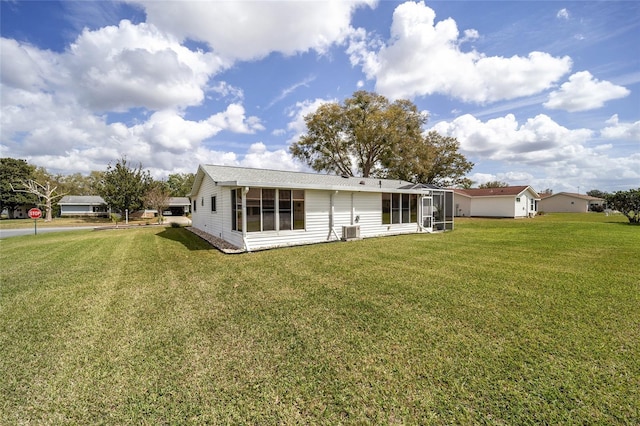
[
  {"x1": 66, "y1": 20, "x2": 228, "y2": 111},
  {"x1": 349, "y1": 1, "x2": 572, "y2": 103},
  {"x1": 433, "y1": 113, "x2": 640, "y2": 192},
  {"x1": 432, "y1": 113, "x2": 592, "y2": 163},
  {"x1": 557, "y1": 9, "x2": 570, "y2": 20},
  {"x1": 544, "y1": 71, "x2": 630, "y2": 112},
  {"x1": 133, "y1": 0, "x2": 376, "y2": 61},
  {"x1": 600, "y1": 115, "x2": 640, "y2": 141},
  {"x1": 240, "y1": 142, "x2": 304, "y2": 171}
]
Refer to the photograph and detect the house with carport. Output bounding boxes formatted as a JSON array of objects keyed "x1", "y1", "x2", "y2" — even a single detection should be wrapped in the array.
[
  {"x1": 189, "y1": 165, "x2": 454, "y2": 252},
  {"x1": 58, "y1": 195, "x2": 109, "y2": 217},
  {"x1": 538, "y1": 192, "x2": 604, "y2": 213},
  {"x1": 453, "y1": 186, "x2": 540, "y2": 218}
]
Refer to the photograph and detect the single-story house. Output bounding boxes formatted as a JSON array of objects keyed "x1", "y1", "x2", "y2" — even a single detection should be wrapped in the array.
[
  {"x1": 58, "y1": 196, "x2": 109, "y2": 217},
  {"x1": 133, "y1": 197, "x2": 191, "y2": 218},
  {"x1": 453, "y1": 186, "x2": 540, "y2": 218},
  {"x1": 538, "y1": 192, "x2": 605, "y2": 213},
  {"x1": 189, "y1": 164, "x2": 454, "y2": 252},
  {"x1": 1, "y1": 204, "x2": 37, "y2": 219},
  {"x1": 58, "y1": 195, "x2": 190, "y2": 218}
]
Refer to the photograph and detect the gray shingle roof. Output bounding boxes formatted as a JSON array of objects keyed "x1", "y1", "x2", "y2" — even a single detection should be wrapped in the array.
[
  {"x1": 58, "y1": 195, "x2": 106, "y2": 205},
  {"x1": 197, "y1": 165, "x2": 444, "y2": 194}
]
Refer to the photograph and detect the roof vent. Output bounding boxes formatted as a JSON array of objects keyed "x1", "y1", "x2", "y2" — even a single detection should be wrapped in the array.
[
  {"x1": 359, "y1": 180, "x2": 365, "y2": 185},
  {"x1": 341, "y1": 174, "x2": 350, "y2": 178}
]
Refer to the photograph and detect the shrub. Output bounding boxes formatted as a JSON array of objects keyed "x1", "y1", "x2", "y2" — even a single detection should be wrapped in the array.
[{"x1": 170, "y1": 222, "x2": 182, "y2": 228}]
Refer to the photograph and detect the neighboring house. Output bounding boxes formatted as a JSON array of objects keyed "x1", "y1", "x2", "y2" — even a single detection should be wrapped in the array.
[
  {"x1": 538, "y1": 192, "x2": 605, "y2": 213},
  {"x1": 58, "y1": 196, "x2": 109, "y2": 217},
  {"x1": 135, "y1": 197, "x2": 191, "y2": 218},
  {"x1": 453, "y1": 186, "x2": 540, "y2": 218},
  {"x1": 1, "y1": 204, "x2": 37, "y2": 219},
  {"x1": 58, "y1": 196, "x2": 190, "y2": 218},
  {"x1": 189, "y1": 164, "x2": 454, "y2": 252}
]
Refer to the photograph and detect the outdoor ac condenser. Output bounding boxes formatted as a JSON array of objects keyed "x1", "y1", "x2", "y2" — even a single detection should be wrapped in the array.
[{"x1": 341, "y1": 225, "x2": 361, "y2": 241}]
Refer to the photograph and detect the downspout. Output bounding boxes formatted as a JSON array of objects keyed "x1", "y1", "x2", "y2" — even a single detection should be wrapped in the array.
[
  {"x1": 328, "y1": 191, "x2": 340, "y2": 241},
  {"x1": 242, "y1": 187, "x2": 250, "y2": 252}
]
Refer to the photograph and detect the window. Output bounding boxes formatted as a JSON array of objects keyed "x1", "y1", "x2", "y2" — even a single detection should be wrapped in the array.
[
  {"x1": 516, "y1": 197, "x2": 521, "y2": 202},
  {"x1": 382, "y1": 193, "x2": 417, "y2": 224},
  {"x1": 193, "y1": 199, "x2": 197, "y2": 212},
  {"x1": 211, "y1": 196, "x2": 217, "y2": 212},
  {"x1": 232, "y1": 188, "x2": 304, "y2": 232}
]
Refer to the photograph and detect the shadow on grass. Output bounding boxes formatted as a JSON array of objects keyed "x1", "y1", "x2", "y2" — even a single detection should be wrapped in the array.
[{"x1": 156, "y1": 227, "x2": 214, "y2": 251}]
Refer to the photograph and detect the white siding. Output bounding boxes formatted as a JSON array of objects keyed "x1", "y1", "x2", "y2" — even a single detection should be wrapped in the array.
[
  {"x1": 192, "y1": 176, "x2": 439, "y2": 251},
  {"x1": 539, "y1": 195, "x2": 588, "y2": 213},
  {"x1": 470, "y1": 197, "x2": 515, "y2": 217},
  {"x1": 453, "y1": 195, "x2": 471, "y2": 217}
]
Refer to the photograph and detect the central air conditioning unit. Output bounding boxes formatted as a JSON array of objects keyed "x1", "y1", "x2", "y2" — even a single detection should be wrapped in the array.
[{"x1": 341, "y1": 225, "x2": 361, "y2": 241}]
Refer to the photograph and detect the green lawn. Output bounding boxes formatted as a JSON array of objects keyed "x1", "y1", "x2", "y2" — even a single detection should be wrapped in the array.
[{"x1": 1, "y1": 214, "x2": 638, "y2": 424}]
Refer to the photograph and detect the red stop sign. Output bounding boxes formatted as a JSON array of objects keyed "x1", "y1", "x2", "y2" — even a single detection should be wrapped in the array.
[{"x1": 28, "y1": 208, "x2": 42, "y2": 219}]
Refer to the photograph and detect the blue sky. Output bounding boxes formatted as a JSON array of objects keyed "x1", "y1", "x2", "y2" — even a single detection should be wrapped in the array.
[{"x1": 1, "y1": 0, "x2": 638, "y2": 193}]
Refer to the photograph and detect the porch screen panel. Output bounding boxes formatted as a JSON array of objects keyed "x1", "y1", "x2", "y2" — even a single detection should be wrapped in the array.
[
  {"x1": 410, "y1": 194, "x2": 418, "y2": 223},
  {"x1": 279, "y1": 190, "x2": 292, "y2": 230},
  {"x1": 391, "y1": 193, "x2": 401, "y2": 224},
  {"x1": 382, "y1": 193, "x2": 391, "y2": 224},
  {"x1": 246, "y1": 188, "x2": 261, "y2": 232},
  {"x1": 402, "y1": 194, "x2": 410, "y2": 223},
  {"x1": 262, "y1": 189, "x2": 276, "y2": 231},
  {"x1": 293, "y1": 190, "x2": 305, "y2": 230}
]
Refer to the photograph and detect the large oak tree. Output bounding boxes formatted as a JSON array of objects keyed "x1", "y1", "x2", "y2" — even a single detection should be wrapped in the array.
[{"x1": 290, "y1": 91, "x2": 473, "y2": 185}]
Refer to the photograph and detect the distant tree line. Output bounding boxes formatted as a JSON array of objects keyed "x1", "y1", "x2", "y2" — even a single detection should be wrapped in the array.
[{"x1": 0, "y1": 157, "x2": 194, "y2": 221}]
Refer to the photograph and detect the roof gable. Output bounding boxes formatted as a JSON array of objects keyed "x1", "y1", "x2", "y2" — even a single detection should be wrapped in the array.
[
  {"x1": 541, "y1": 192, "x2": 603, "y2": 201},
  {"x1": 454, "y1": 186, "x2": 539, "y2": 198}
]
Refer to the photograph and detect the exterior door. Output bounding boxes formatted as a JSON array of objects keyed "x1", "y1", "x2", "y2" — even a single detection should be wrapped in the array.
[{"x1": 422, "y1": 196, "x2": 433, "y2": 231}]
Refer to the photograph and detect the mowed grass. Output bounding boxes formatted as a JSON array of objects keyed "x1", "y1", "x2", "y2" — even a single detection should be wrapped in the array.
[{"x1": 1, "y1": 214, "x2": 638, "y2": 424}]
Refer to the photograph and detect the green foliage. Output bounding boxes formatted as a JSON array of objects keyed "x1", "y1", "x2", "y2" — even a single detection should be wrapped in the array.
[
  {"x1": 605, "y1": 188, "x2": 640, "y2": 223},
  {"x1": 587, "y1": 189, "x2": 608, "y2": 199},
  {"x1": 1, "y1": 214, "x2": 637, "y2": 424},
  {"x1": 291, "y1": 91, "x2": 427, "y2": 178},
  {"x1": 479, "y1": 180, "x2": 510, "y2": 188},
  {"x1": 97, "y1": 157, "x2": 152, "y2": 214},
  {"x1": 144, "y1": 181, "x2": 171, "y2": 223},
  {"x1": 0, "y1": 158, "x2": 37, "y2": 217},
  {"x1": 166, "y1": 173, "x2": 195, "y2": 197},
  {"x1": 385, "y1": 130, "x2": 474, "y2": 186}
]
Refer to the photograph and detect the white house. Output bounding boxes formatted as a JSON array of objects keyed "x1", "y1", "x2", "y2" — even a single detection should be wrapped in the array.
[
  {"x1": 453, "y1": 186, "x2": 540, "y2": 218},
  {"x1": 538, "y1": 192, "x2": 605, "y2": 213},
  {"x1": 189, "y1": 165, "x2": 454, "y2": 252},
  {"x1": 58, "y1": 195, "x2": 190, "y2": 218},
  {"x1": 58, "y1": 196, "x2": 109, "y2": 217}
]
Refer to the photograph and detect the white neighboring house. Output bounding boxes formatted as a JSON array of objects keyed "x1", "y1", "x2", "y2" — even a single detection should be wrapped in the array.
[
  {"x1": 58, "y1": 195, "x2": 190, "y2": 218},
  {"x1": 538, "y1": 192, "x2": 605, "y2": 213},
  {"x1": 453, "y1": 186, "x2": 540, "y2": 218},
  {"x1": 189, "y1": 165, "x2": 454, "y2": 252},
  {"x1": 58, "y1": 196, "x2": 109, "y2": 217}
]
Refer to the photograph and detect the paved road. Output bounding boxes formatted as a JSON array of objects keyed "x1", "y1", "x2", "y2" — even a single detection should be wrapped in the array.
[
  {"x1": 0, "y1": 226, "x2": 98, "y2": 238},
  {"x1": 0, "y1": 217, "x2": 192, "y2": 239}
]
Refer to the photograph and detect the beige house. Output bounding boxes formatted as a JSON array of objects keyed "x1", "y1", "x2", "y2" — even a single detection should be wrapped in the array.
[
  {"x1": 453, "y1": 186, "x2": 540, "y2": 218},
  {"x1": 538, "y1": 192, "x2": 605, "y2": 213}
]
